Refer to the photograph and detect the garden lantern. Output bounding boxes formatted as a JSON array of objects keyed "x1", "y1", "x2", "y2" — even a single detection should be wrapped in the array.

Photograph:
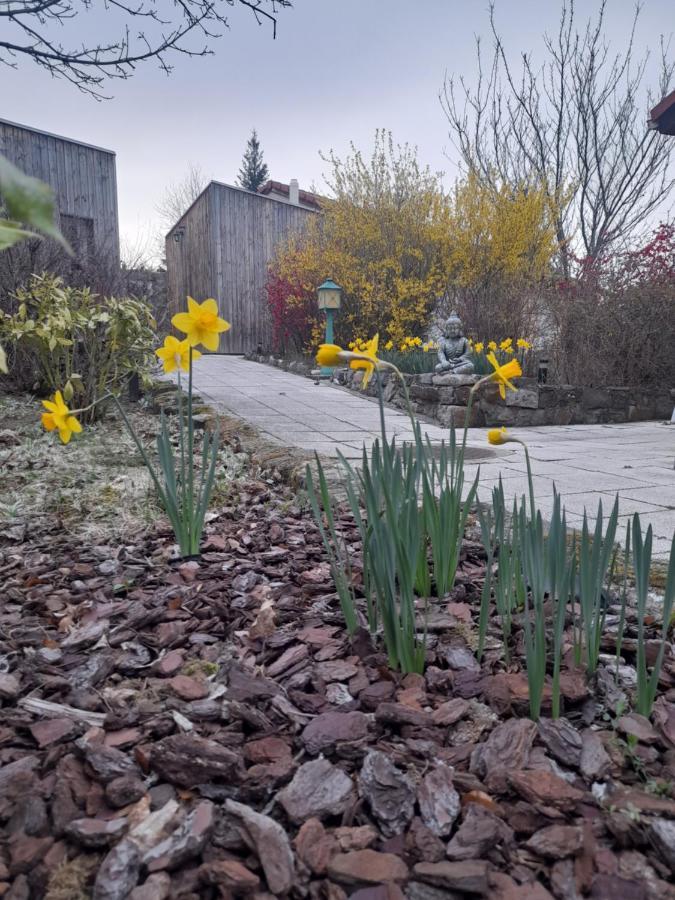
[{"x1": 317, "y1": 278, "x2": 342, "y2": 376}]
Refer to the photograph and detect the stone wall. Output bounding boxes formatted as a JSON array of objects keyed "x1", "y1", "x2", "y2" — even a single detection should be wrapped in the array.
[{"x1": 245, "y1": 352, "x2": 674, "y2": 427}]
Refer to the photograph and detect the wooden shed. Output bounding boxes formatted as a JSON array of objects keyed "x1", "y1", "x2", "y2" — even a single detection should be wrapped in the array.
[
  {"x1": 0, "y1": 118, "x2": 119, "y2": 267},
  {"x1": 166, "y1": 180, "x2": 318, "y2": 354}
]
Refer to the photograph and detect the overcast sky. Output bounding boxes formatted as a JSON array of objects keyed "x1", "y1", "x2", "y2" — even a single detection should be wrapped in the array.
[{"x1": 2, "y1": 0, "x2": 672, "y2": 259}]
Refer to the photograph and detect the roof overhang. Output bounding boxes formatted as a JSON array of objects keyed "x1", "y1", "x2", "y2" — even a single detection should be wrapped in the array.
[{"x1": 649, "y1": 90, "x2": 675, "y2": 135}]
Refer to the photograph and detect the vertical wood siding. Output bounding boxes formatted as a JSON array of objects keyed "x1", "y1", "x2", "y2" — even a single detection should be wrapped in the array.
[
  {"x1": 166, "y1": 182, "x2": 316, "y2": 354},
  {"x1": 0, "y1": 119, "x2": 119, "y2": 265},
  {"x1": 166, "y1": 187, "x2": 214, "y2": 325}
]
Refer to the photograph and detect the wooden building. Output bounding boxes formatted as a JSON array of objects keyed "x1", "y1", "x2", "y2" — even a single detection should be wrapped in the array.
[
  {"x1": 649, "y1": 90, "x2": 675, "y2": 136},
  {"x1": 166, "y1": 180, "x2": 319, "y2": 354},
  {"x1": 0, "y1": 118, "x2": 120, "y2": 268}
]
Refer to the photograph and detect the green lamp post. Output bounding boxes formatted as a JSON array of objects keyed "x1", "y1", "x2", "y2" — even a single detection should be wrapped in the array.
[{"x1": 317, "y1": 278, "x2": 342, "y2": 377}]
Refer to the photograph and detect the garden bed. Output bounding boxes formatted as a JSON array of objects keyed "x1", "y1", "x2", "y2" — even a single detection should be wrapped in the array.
[{"x1": 0, "y1": 391, "x2": 674, "y2": 899}]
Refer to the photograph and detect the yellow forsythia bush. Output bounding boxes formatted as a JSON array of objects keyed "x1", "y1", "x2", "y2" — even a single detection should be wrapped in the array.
[{"x1": 268, "y1": 132, "x2": 560, "y2": 352}]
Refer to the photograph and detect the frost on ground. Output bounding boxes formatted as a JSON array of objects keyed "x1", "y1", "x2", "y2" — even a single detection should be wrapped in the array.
[{"x1": 0, "y1": 392, "x2": 247, "y2": 544}]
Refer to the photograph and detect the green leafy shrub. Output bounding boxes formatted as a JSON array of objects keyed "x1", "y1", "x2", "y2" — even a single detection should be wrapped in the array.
[{"x1": 0, "y1": 272, "x2": 156, "y2": 421}]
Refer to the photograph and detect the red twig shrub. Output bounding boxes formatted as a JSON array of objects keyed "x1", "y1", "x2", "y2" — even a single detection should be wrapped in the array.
[
  {"x1": 547, "y1": 224, "x2": 675, "y2": 388},
  {"x1": 266, "y1": 269, "x2": 319, "y2": 354}
]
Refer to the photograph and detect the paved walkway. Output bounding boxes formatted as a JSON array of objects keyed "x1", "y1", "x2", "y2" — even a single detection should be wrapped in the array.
[{"x1": 189, "y1": 356, "x2": 675, "y2": 559}]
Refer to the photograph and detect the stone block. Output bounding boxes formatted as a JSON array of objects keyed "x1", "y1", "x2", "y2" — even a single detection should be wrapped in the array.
[
  {"x1": 654, "y1": 395, "x2": 673, "y2": 418},
  {"x1": 606, "y1": 387, "x2": 630, "y2": 410},
  {"x1": 573, "y1": 408, "x2": 602, "y2": 424},
  {"x1": 382, "y1": 380, "x2": 400, "y2": 403},
  {"x1": 436, "y1": 405, "x2": 484, "y2": 428},
  {"x1": 538, "y1": 386, "x2": 582, "y2": 409},
  {"x1": 505, "y1": 388, "x2": 538, "y2": 409},
  {"x1": 478, "y1": 382, "x2": 502, "y2": 404},
  {"x1": 547, "y1": 407, "x2": 576, "y2": 426},
  {"x1": 432, "y1": 373, "x2": 480, "y2": 387},
  {"x1": 418, "y1": 374, "x2": 434, "y2": 385},
  {"x1": 410, "y1": 384, "x2": 439, "y2": 403},
  {"x1": 581, "y1": 387, "x2": 612, "y2": 410},
  {"x1": 627, "y1": 405, "x2": 655, "y2": 422},
  {"x1": 437, "y1": 386, "x2": 456, "y2": 405},
  {"x1": 438, "y1": 385, "x2": 473, "y2": 406},
  {"x1": 478, "y1": 404, "x2": 517, "y2": 426}
]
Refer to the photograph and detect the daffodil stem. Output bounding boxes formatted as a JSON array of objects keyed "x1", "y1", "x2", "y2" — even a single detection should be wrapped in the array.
[
  {"x1": 187, "y1": 347, "x2": 195, "y2": 551},
  {"x1": 512, "y1": 439, "x2": 536, "y2": 520},
  {"x1": 176, "y1": 369, "x2": 188, "y2": 535},
  {"x1": 375, "y1": 369, "x2": 387, "y2": 446}
]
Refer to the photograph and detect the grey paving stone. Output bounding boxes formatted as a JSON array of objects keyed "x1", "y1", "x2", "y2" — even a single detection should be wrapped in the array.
[{"x1": 172, "y1": 356, "x2": 674, "y2": 553}]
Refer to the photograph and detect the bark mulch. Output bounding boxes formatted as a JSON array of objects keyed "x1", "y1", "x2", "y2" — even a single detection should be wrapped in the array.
[{"x1": 1, "y1": 470, "x2": 675, "y2": 900}]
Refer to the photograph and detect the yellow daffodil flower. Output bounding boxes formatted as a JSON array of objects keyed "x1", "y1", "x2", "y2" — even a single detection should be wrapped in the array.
[
  {"x1": 474, "y1": 342, "x2": 484, "y2": 353},
  {"x1": 316, "y1": 344, "x2": 345, "y2": 367},
  {"x1": 487, "y1": 426, "x2": 508, "y2": 445},
  {"x1": 155, "y1": 335, "x2": 202, "y2": 374},
  {"x1": 488, "y1": 340, "x2": 498, "y2": 352},
  {"x1": 517, "y1": 338, "x2": 532, "y2": 350},
  {"x1": 505, "y1": 346, "x2": 515, "y2": 355},
  {"x1": 172, "y1": 297, "x2": 230, "y2": 351},
  {"x1": 486, "y1": 351, "x2": 522, "y2": 400},
  {"x1": 499, "y1": 338, "x2": 513, "y2": 351},
  {"x1": 348, "y1": 341, "x2": 356, "y2": 350},
  {"x1": 316, "y1": 335, "x2": 381, "y2": 389},
  {"x1": 41, "y1": 390, "x2": 83, "y2": 444},
  {"x1": 350, "y1": 333, "x2": 379, "y2": 389},
  {"x1": 384, "y1": 340, "x2": 394, "y2": 351}
]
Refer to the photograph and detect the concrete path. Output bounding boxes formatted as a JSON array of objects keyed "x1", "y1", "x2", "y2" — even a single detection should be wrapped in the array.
[{"x1": 189, "y1": 355, "x2": 675, "y2": 559}]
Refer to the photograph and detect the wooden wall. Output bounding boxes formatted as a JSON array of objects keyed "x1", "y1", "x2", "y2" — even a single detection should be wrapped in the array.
[
  {"x1": 166, "y1": 181, "x2": 316, "y2": 354},
  {"x1": 0, "y1": 119, "x2": 119, "y2": 265},
  {"x1": 166, "y1": 188, "x2": 214, "y2": 325}
]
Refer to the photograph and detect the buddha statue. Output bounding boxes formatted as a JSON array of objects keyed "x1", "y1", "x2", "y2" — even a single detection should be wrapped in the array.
[{"x1": 435, "y1": 313, "x2": 475, "y2": 375}]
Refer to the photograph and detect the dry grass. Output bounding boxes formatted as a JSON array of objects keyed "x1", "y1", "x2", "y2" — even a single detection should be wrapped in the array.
[
  {"x1": 0, "y1": 390, "x2": 247, "y2": 543},
  {"x1": 45, "y1": 855, "x2": 99, "y2": 900}
]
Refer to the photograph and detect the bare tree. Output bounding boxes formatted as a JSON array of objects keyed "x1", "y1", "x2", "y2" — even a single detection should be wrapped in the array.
[
  {"x1": 441, "y1": 1, "x2": 674, "y2": 274},
  {"x1": 0, "y1": 0, "x2": 291, "y2": 99},
  {"x1": 155, "y1": 163, "x2": 209, "y2": 232}
]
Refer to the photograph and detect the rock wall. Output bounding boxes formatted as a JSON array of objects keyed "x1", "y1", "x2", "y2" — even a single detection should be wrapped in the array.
[{"x1": 245, "y1": 353, "x2": 674, "y2": 427}]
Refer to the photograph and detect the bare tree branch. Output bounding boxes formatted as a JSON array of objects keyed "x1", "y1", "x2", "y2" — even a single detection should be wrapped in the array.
[
  {"x1": 0, "y1": 0, "x2": 291, "y2": 98},
  {"x1": 441, "y1": 0, "x2": 674, "y2": 271}
]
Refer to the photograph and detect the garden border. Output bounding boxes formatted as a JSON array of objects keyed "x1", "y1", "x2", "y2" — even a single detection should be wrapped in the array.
[{"x1": 245, "y1": 352, "x2": 674, "y2": 427}]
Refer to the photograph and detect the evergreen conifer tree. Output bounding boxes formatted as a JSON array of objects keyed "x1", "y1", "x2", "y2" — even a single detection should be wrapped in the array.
[{"x1": 237, "y1": 129, "x2": 269, "y2": 192}]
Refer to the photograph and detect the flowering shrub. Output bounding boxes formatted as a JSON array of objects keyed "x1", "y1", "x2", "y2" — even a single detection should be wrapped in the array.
[
  {"x1": 0, "y1": 272, "x2": 156, "y2": 421},
  {"x1": 267, "y1": 132, "x2": 559, "y2": 351}
]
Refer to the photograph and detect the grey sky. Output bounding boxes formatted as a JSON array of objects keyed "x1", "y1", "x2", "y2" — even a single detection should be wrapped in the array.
[{"x1": 2, "y1": 0, "x2": 672, "y2": 256}]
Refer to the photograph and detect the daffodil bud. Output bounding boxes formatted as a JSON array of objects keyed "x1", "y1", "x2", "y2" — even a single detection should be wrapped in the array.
[{"x1": 63, "y1": 380, "x2": 74, "y2": 402}]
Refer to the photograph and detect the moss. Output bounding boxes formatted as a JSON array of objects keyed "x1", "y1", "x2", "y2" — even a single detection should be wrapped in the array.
[{"x1": 182, "y1": 660, "x2": 219, "y2": 678}]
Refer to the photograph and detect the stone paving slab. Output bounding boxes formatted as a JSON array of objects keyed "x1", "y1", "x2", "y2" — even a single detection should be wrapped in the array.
[{"x1": 186, "y1": 356, "x2": 675, "y2": 559}]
